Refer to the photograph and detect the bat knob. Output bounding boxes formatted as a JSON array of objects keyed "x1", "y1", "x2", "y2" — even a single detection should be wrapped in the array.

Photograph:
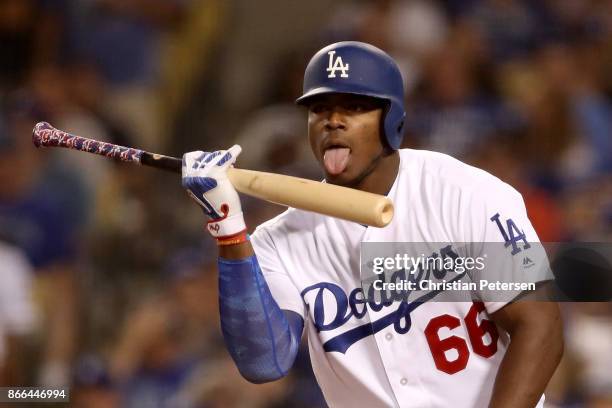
[{"x1": 32, "y1": 121, "x2": 52, "y2": 148}]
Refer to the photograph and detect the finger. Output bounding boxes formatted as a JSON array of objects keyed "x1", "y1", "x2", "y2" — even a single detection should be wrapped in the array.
[
  {"x1": 193, "y1": 151, "x2": 209, "y2": 168},
  {"x1": 228, "y1": 144, "x2": 242, "y2": 158},
  {"x1": 203, "y1": 151, "x2": 222, "y2": 165},
  {"x1": 215, "y1": 145, "x2": 242, "y2": 167},
  {"x1": 182, "y1": 151, "x2": 204, "y2": 171}
]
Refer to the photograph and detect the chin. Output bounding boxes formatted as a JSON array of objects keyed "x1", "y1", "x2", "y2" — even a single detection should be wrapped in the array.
[{"x1": 324, "y1": 171, "x2": 358, "y2": 187}]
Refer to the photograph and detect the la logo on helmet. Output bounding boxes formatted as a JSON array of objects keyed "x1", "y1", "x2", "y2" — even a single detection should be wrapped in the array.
[{"x1": 326, "y1": 51, "x2": 349, "y2": 78}]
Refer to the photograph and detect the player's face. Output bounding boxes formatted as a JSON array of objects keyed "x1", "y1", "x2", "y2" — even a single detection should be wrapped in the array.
[{"x1": 307, "y1": 94, "x2": 386, "y2": 187}]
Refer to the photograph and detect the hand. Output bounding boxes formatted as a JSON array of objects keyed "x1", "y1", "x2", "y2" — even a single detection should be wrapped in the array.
[{"x1": 182, "y1": 145, "x2": 246, "y2": 239}]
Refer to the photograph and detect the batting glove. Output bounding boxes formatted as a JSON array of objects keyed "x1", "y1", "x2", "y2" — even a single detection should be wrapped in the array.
[{"x1": 182, "y1": 145, "x2": 246, "y2": 241}]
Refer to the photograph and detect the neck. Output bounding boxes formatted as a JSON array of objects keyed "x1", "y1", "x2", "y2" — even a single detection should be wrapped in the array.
[{"x1": 353, "y1": 149, "x2": 400, "y2": 195}]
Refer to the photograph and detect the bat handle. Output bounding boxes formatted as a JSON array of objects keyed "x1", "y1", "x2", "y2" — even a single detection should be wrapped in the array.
[
  {"x1": 32, "y1": 121, "x2": 182, "y2": 173},
  {"x1": 140, "y1": 152, "x2": 182, "y2": 173}
]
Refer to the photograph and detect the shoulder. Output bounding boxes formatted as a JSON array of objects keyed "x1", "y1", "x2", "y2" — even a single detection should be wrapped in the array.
[
  {"x1": 252, "y1": 207, "x2": 319, "y2": 242},
  {"x1": 398, "y1": 148, "x2": 523, "y2": 203}
]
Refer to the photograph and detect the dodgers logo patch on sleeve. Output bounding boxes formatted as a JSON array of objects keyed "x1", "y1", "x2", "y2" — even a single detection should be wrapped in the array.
[{"x1": 490, "y1": 213, "x2": 531, "y2": 255}]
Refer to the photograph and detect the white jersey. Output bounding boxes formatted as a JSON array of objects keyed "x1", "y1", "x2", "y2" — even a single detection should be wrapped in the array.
[{"x1": 251, "y1": 149, "x2": 549, "y2": 408}]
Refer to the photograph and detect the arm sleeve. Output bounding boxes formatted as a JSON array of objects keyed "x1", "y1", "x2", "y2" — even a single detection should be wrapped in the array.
[{"x1": 218, "y1": 254, "x2": 304, "y2": 383}]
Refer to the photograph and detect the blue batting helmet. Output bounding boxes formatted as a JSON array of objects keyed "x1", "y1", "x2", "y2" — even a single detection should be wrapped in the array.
[{"x1": 296, "y1": 41, "x2": 406, "y2": 150}]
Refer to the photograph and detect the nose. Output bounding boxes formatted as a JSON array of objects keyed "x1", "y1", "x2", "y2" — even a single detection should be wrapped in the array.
[{"x1": 324, "y1": 109, "x2": 346, "y2": 131}]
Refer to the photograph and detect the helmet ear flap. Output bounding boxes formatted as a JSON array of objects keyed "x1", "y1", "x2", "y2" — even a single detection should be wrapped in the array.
[
  {"x1": 382, "y1": 102, "x2": 405, "y2": 150},
  {"x1": 379, "y1": 101, "x2": 393, "y2": 151}
]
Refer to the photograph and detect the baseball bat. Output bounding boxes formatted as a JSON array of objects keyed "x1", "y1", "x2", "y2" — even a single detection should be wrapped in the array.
[{"x1": 32, "y1": 122, "x2": 394, "y2": 227}]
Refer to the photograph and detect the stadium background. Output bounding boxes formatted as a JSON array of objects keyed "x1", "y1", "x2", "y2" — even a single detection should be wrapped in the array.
[{"x1": 0, "y1": 0, "x2": 610, "y2": 406}]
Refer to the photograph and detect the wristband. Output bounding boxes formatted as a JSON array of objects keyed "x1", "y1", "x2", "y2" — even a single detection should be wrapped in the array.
[{"x1": 217, "y1": 231, "x2": 248, "y2": 246}]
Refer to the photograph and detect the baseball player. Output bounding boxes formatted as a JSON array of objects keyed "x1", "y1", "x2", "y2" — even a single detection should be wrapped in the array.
[{"x1": 181, "y1": 42, "x2": 563, "y2": 407}]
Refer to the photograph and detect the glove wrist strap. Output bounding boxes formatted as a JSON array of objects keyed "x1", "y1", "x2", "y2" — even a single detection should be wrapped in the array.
[{"x1": 207, "y1": 211, "x2": 246, "y2": 239}]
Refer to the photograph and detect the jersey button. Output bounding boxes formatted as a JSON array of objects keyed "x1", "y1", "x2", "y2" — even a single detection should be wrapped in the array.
[
  {"x1": 400, "y1": 378, "x2": 408, "y2": 386},
  {"x1": 385, "y1": 333, "x2": 393, "y2": 341}
]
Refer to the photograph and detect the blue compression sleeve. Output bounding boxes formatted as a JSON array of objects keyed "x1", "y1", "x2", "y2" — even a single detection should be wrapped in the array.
[{"x1": 218, "y1": 255, "x2": 304, "y2": 383}]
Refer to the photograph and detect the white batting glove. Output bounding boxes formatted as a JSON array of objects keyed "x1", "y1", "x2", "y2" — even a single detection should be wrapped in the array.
[{"x1": 182, "y1": 145, "x2": 246, "y2": 240}]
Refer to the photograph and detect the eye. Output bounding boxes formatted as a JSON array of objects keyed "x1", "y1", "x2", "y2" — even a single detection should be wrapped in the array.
[
  {"x1": 345, "y1": 101, "x2": 372, "y2": 112},
  {"x1": 309, "y1": 103, "x2": 328, "y2": 114}
]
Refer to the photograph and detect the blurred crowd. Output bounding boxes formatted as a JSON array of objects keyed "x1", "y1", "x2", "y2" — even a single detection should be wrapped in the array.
[{"x1": 0, "y1": 0, "x2": 610, "y2": 407}]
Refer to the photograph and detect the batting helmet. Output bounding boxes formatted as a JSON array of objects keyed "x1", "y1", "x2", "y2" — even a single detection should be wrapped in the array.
[{"x1": 296, "y1": 41, "x2": 406, "y2": 150}]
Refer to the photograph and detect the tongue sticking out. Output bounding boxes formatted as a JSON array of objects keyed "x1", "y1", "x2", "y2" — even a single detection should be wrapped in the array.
[{"x1": 323, "y1": 147, "x2": 350, "y2": 175}]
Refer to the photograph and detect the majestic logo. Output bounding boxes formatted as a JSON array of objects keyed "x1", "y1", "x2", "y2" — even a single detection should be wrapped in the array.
[
  {"x1": 490, "y1": 213, "x2": 531, "y2": 255},
  {"x1": 522, "y1": 256, "x2": 534, "y2": 268},
  {"x1": 326, "y1": 50, "x2": 349, "y2": 78}
]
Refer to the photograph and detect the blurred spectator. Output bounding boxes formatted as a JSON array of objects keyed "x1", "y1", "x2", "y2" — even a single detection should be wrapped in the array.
[
  {"x1": 0, "y1": 242, "x2": 37, "y2": 386},
  {"x1": 540, "y1": 41, "x2": 612, "y2": 181},
  {"x1": 537, "y1": 0, "x2": 610, "y2": 43},
  {"x1": 71, "y1": 355, "x2": 120, "y2": 408},
  {"x1": 469, "y1": 137, "x2": 565, "y2": 242},
  {"x1": 560, "y1": 177, "x2": 612, "y2": 241},
  {"x1": 73, "y1": 0, "x2": 188, "y2": 150},
  {"x1": 272, "y1": 343, "x2": 328, "y2": 408},
  {"x1": 25, "y1": 64, "x2": 116, "y2": 192},
  {"x1": 497, "y1": 55, "x2": 575, "y2": 180},
  {"x1": 564, "y1": 304, "x2": 612, "y2": 406},
  {"x1": 405, "y1": 45, "x2": 514, "y2": 157},
  {"x1": 464, "y1": 0, "x2": 539, "y2": 62},
  {"x1": 0, "y1": 0, "x2": 37, "y2": 90},
  {"x1": 233, "y1": 105, "x2": 318, "y2": 179},
  {"x1": 0, "y1": 0, "x2": 65, "y2": 91},
  {"x1": 498, "y1": 41, "x2": 608, "y2": 191},
  {"x1": 109, "y1": 249, "x2": 234, "y2": 407},
  {"x1": 0, "y1": 102, "x2": 88, "y2": 386},
  {"x1": 324, "y1": 0, "x2": 448, "y2": 92},
  {"x1": 189, "y1": 358, "x2": 290, "y2": 408}
]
